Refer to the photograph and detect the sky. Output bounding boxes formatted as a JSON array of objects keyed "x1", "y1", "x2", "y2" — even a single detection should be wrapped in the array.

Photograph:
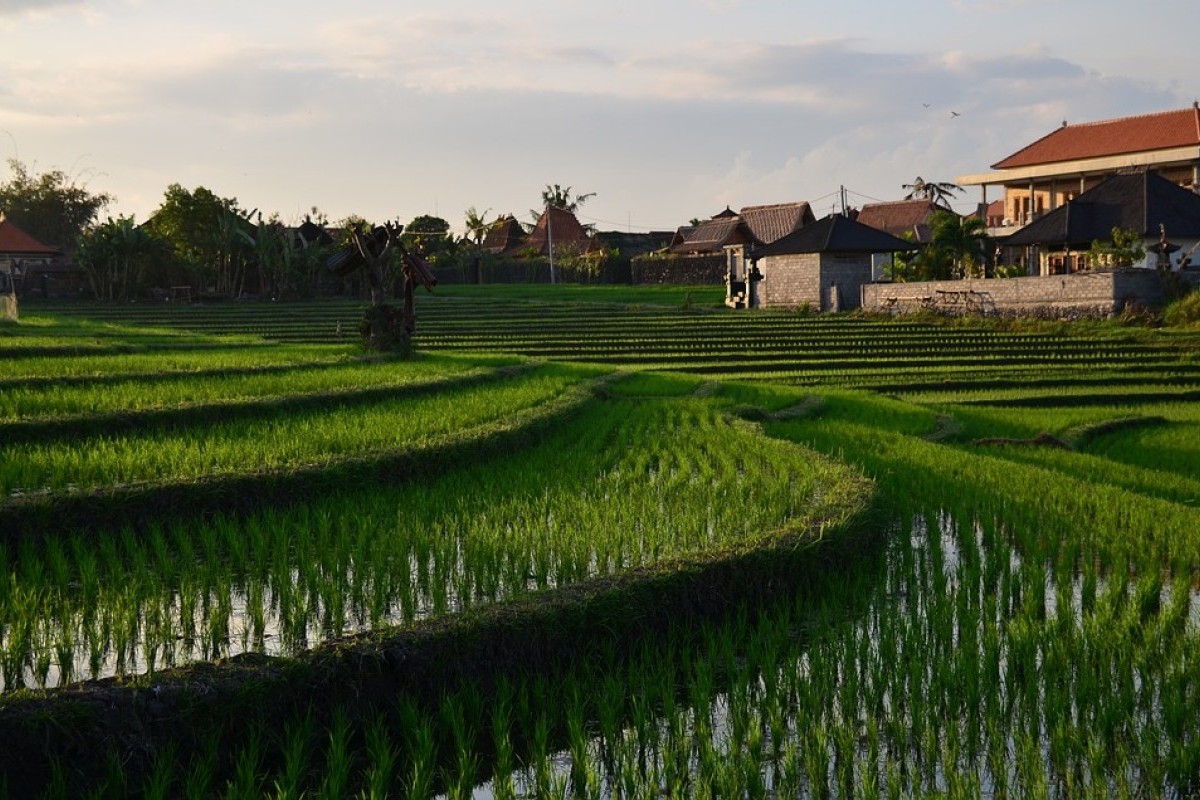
[{"x1": 1, "y1": 0, "x2": 1197, "y2": 238}]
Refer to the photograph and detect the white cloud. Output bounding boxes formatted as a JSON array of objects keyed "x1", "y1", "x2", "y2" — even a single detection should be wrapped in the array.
[
  {"x1": 0, "y1": 0, "x2": 81, "y2": 13},
  {"x1": 1, "y1": 3, "x2": 1193, "y2": 232}
]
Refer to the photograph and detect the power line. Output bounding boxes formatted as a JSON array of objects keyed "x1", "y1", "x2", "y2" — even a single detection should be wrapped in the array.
[{"x1": 575, "y1": 212, "x2": 678, "y2": 232}]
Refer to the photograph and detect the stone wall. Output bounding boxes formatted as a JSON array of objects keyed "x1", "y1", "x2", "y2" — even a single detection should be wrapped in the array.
[
  {"x1": 631, "y1": 254, "x2": 725, "y2": 285},
  {"x1": 861, "y1": 269, "x2": 1196, "y2": 317}
]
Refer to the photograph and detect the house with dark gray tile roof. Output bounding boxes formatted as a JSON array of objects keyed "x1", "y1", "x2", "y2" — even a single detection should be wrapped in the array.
[
  {"x1": 728, "y1": 214, "x2": 916, "y2": 310},
  {"x1": 1003, "y1": 171, "x2": 1200, "y2": 274},
  {"x1": 670, "y1": 202, "x2": 814, "y2": 254}
]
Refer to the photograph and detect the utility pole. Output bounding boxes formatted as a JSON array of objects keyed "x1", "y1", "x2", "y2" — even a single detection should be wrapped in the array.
[{"x1": 546, "y1": 202, "x2": 556, "y2": 285}]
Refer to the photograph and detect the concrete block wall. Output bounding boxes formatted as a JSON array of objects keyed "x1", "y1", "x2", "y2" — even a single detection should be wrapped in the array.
[
  {"x1": 758, "y1": 254, "x2": 873, "y2": 310},
  {"x1": 759, "y1": 253, "x2": 822, "y2": 308},
  {"x1": 821, "y1": 258, "x2": 874, "y2": 311},
  {"x1": 861, "y1": 270, "x2": 1185, "y2": 316}
]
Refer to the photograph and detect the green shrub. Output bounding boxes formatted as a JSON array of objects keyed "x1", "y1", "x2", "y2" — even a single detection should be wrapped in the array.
[{"x1": 1162, "y1": 289, "x2": 1200, "y2": 327}]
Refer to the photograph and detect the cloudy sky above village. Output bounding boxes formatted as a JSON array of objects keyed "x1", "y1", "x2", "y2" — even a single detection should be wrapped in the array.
[{"x1": 1, "y1": 0, "x2": 1197, "y2": 236}]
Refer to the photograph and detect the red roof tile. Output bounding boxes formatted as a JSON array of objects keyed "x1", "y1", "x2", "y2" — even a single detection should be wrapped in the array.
[
  {"x1": 481, "y1": 215, "x2": 527, "y2": 256},
  {"x1": 0, "y1": 218, "x2": 58, "y2": 256},
  {"x1": 524, "y1": 206, "x2": 596, "y2": 255},
  {"x1": 993, "y1": 106, "x2": 1200, "y2": 169},
  {"x1": 855, "y1": 200, "x2": 941, "y2": 241}
]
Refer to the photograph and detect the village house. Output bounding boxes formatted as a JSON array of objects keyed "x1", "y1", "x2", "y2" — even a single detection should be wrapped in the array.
[
  {"x1": 523, "y1": 205, "x2": 597, "y2": 258},
  {"x1": 957, "y1": 104, "x2": 1200, "y2": 234},
  {"x1": 732, "y1": 214, "x2": 916, "y2": 310},
  {"x1": 670, "y1": 202, "x2": 815, "y2": 256},
  {"x1": 0, "y1": 214, "x2": 68, "y2": 299},
  {"x1": 658, "y1": 202, "x2": 816, "y2": 291},
  {"x1": 1003, "y1": 171, "x2": 1200, "y2": 274},
  {"x1": 481, "y1": 207, "x2": 598, "y2": 259},
  {"x1": 481, "y1": 215, "x2": 528, "y2": 257}
]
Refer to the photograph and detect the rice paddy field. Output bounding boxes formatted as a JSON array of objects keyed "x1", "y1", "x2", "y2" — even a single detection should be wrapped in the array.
[{"x1": 2, "y1": 285, "x2": 1200, "y2": 798}]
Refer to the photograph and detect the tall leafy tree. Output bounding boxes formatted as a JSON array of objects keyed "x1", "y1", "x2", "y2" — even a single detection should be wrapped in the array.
[
  {"x1": 902, "y1": 177, "x2": 964, "y2": 210},
  {"x1": 149, "y1": 184, "x2": 253, "y2": 296},
  {"x1": 918, "y1": 210, "x2": 991, "y2": 279},
  {"x1": 0, "y1": 158, "x2": 112, "y2": 249},
  {"x1": 75, "y1": 216, "x2": 166, "y2": 301},
  {"x1": 404, "y1": 214, "x2": 456, "y2": 267}
]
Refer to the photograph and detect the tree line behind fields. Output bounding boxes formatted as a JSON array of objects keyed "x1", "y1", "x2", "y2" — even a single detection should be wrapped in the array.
[{"x1": 0, "y1": 159, "x2": 551, "y2": 303}]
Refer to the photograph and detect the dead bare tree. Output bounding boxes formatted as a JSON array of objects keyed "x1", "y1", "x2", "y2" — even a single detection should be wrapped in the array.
[{"x1": 331, "y1": 221, "x2": 437, "y2": 352}]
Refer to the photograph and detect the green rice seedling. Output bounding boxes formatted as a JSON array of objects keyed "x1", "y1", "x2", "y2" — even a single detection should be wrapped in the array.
[
  {"x1": 529, "y1": 712, "x2": 554, "y2": 799},
  {"x1": 489, "y1": 680, "x2": 518, "y2": 800},
  {"x1": 356, "y1": 712, "x2": 399, "y2": 800},
  {"x1": 92, "y1": 749, "x2": 130, "y2": 798},
  {"x1": 222, "y1": 725, "x2": 263, "y2": 800},
  {"x1": 399, "y1": 699, "x2": 436, "y2": 800},
  {"x1": 803, "y1": 722, "x2": 830, "y2": 797},
  {"x1": 270, "y1": 708, "x2": 314, "y2": 800},
  {"x1": 140, "y1": 742, "x2": 178, "y2": 800},
  {"x1": 317, "y1": 708, "x2": 354, "y2": 800}
]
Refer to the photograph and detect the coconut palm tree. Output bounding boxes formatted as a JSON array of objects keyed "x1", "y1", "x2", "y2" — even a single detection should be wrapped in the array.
[
  {"x1": 925, "y1": 210, "x2": 991, "y2": 279},
  {"x1": 540, "y1": 184, "x2": 595, "y2": 213},
  {"x1": 902, "y1": 177, "x2": 964, "y2": 210},
  {"x1": 463, "y1": 206, "x2": 492, "y2": 248}
]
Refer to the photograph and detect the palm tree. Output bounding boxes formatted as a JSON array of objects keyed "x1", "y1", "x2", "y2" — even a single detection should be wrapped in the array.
[
  {"x1": 463, "y1": 206, "x2": 492, "y2": 248},
  {"x1": 902, "y1": 177, "x2": 964, "y2": 210},
  {"x1": 926, "y1": 210, "x2": 991, "y2": 279},
  {"x1": 536, "y1": 184, "x2": 595, "y2": 216}
]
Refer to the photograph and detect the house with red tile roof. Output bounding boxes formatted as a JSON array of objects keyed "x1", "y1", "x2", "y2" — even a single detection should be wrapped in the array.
[
  {"x1": 855, "y1": 199, "x2": 942, "y2": 244},
  {"x1": 481, "y1": 215, "x2": 527, "y2": 256},
  {"x1": 524, "y1": 205, "x2": 598, "y2": 258},
  {"x1": 854, "y1": 199, "x2": 948, "y2": 281},
  {"x1": 957, "y1": 104, "x2": 1200, "y2": 230},
  {"x1": 0, "y1": 214, "x2": 59, "y2": 262},
  {"x1": 0, "y1": 214, "x2": 63, "y2": 305}
]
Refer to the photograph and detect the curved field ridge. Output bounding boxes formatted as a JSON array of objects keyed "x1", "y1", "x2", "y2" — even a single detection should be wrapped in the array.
[
  {"x1": 0, "y1": 364, "x2": 508, "y2": 446},
  {"x1": 0, "y1": 365, "x2": 597, "y2": 541},
  {"x1": 0, "y1": 363, "x2": 589, "y2": 500}
]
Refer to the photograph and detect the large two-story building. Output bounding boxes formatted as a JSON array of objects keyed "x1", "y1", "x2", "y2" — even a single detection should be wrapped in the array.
[{"x1": 957, "y1": 104, "x2": 1200, "y2": 234}]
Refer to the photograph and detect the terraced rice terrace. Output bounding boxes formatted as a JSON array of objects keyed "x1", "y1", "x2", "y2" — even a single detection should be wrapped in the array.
[
  {"x1": 34, "y1": 289, "x2": 1200, "y2": 391},
  {"x1": 3, "y1": 286, "x2": 1200, "y2": 798}
]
